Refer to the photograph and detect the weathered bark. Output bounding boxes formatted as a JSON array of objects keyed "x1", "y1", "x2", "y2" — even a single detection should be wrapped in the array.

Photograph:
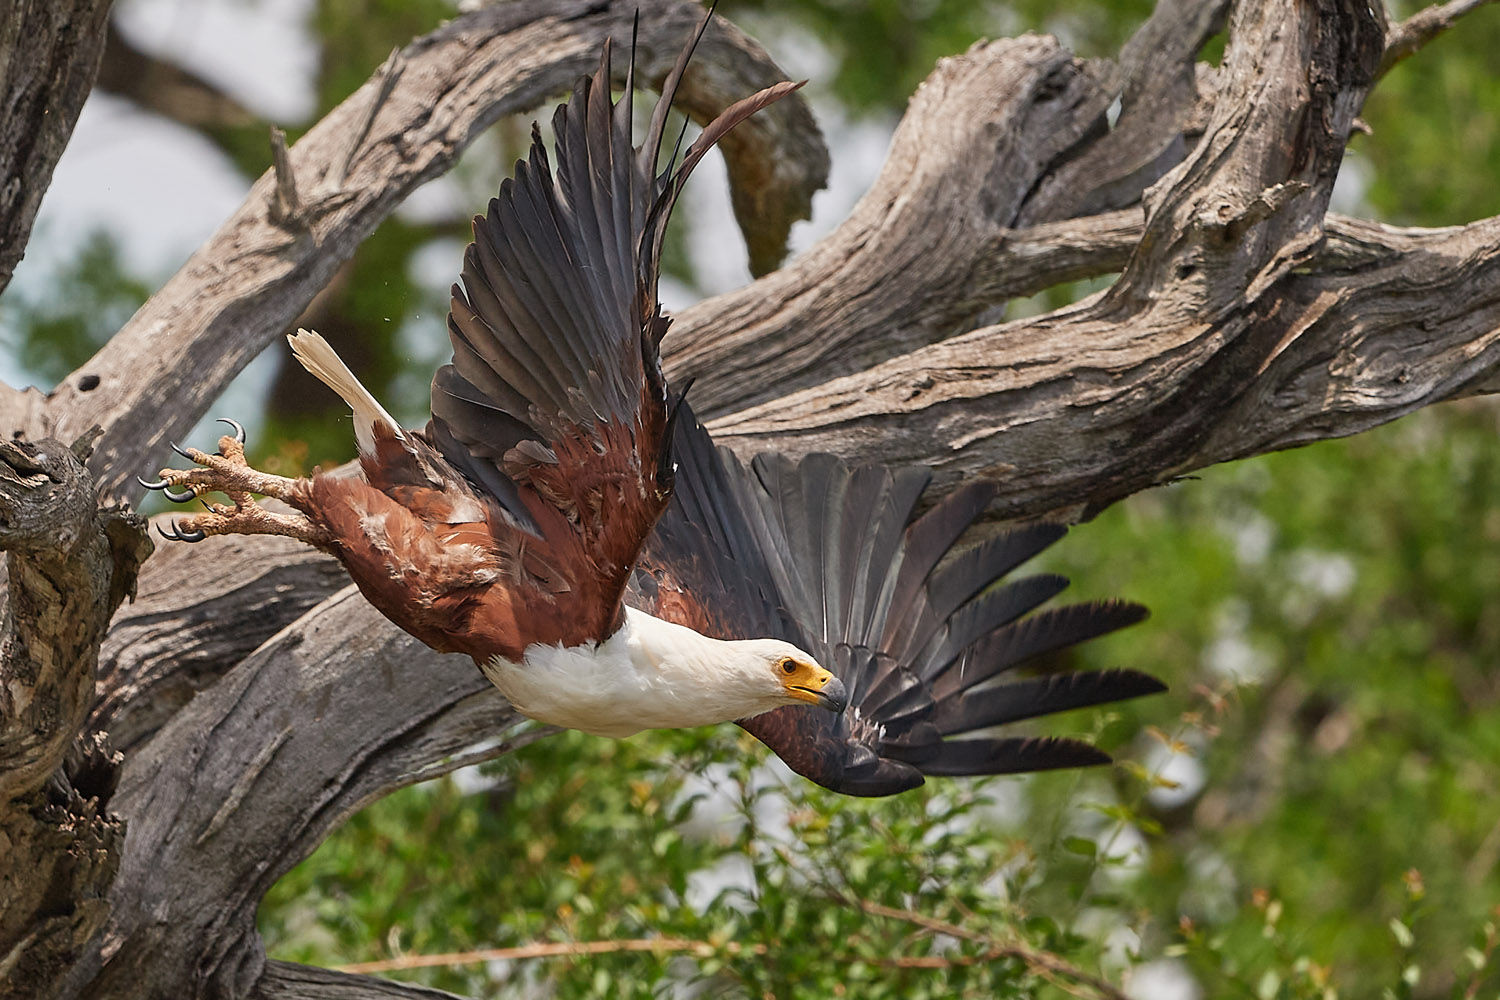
[
  {"x1": 11, "y1": 0, "x2": 827, "y2": 503},
  {"x1": 705, "y1": 0, "x2": 1392, "y2": 518},
  {"x1": 0, "y1": 0, "x2": 1495, "y2": 997},
  {"x1": 0, "y1": 0, "x2": 114, "y2": 300},
  {"x1": 0, "y1": 434, "x2": 149, "y2": 999}
]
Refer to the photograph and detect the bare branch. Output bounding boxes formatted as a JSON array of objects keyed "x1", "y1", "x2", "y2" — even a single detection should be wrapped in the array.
[
  {"x1": 0, "y1": 432, "x2": 148, "y2": 998},
  {"x1": 36, "y1": 0, "x2": 824, "y2": 502},
  {"x1": 707, "y1": 0, "x2": 1391, "y2": 522},
  {"x1": 1381, "y1": 0, "x2": 1497, "y2": 77},
  {"x1": 253, "y1": 962, "x2": 468, "y2": 1000},
  {"x1": 92, "y1": 528, "x2": 347, "y2": 753},
  {"x1": 666, "y1": 34, "x2": 1114, "y2": 419},
  {"x1": 1015, "y1": 0, "x2": 1229, "y2": 225},
  {"x1": 84, "y1": 585, "x2": 542, "y2": 999}
]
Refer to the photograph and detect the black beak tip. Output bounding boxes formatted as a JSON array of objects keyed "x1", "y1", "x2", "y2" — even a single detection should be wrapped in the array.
[{"x1": 819, "y1": 675, "x2": 848, "y2": 714}]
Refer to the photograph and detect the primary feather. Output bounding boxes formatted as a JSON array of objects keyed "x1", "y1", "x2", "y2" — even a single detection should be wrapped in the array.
[{"x1": 147, "y1": 12, "x2": 1161, "y2": 798}]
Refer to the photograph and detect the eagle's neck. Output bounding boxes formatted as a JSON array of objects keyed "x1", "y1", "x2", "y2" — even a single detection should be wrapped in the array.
[{"x1": 481, "y1": 607, "x2": 786, "y2": 737}]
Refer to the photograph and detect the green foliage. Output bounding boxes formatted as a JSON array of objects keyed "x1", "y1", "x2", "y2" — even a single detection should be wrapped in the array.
[
  {"x1": 261, "y1": 403, "x2": 1500, "y2": 999},
  {"x1": 724, "y1": 0, "x2": 1154, "y2": 116},
  {"x1": 0, "y1": 232, "x2": 152, "y2": 386},
  {"x1": 11, "y1": 1, "x2": 1500, "y2": 997},
  {"x1": 1360, "y1": 3, "x2": 1500, "y2": 226}
]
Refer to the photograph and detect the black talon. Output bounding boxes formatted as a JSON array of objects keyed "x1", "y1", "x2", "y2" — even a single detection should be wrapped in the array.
[
  {"x1": 137, "y1": 475, "x2": 196, "y2": 503},
  {"x1": 157, "y1": 520, "x2": 205, "y2": 543},
  {"x1": 216, "y1": 417, "x2": 246, "y2": 446},
  {"x1": 170, "y1": 441, "x2": 195, "y2": 461}
]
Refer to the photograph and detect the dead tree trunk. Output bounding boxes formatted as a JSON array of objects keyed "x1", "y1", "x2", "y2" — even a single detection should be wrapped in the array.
[{"x1": 0, "y1": 0, "x2": 1489, "y2": 996}]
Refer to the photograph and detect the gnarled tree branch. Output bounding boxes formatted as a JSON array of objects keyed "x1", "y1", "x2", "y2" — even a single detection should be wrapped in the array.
[
  {"x1": 0, "y1": 433, "x2": 149, "y2": 999},
  {"x1": 29, "y1": 0, "x2": 826, "y2": 503},
  {"x1": 3, "y1": 1, "x2": 1498, "y2": 998}
]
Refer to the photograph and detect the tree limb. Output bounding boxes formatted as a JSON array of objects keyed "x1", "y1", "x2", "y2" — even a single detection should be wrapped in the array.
[
  {"x1": 1381, "y1": 0, "x2": 1498, "y2": 77},
  {"x1": 77, "y1": 584, "x2": 547, "y2": 1000},
  {"x1": 706, "y1": 0, "x2": 1397, "y2": 522},
  {"x1": 665, "y1": 33, "x2": 1117, "y2": 419},
  {"x1": 4, "y1": 1, "x2": 1493, "y2": 997},
  {"x1": 0, "y1": 432, "x2": 149, "y2": 999},
  {"x1": 32, "y1": 0, "x2": 825, "y2": 503},
  {"x1": 91, "y1": 530, "x2": 347, "y2": 754},
  {"x1": 251, "y1": 961, "x2": 469, "y2": 1000}
]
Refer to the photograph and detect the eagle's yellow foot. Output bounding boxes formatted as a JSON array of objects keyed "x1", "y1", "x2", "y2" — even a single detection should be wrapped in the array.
[{"x1": 142, "y1": 418, "x2": 330, "y2": 547}]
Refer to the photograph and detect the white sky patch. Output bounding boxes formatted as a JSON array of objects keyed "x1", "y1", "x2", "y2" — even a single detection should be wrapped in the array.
[
  {"x1": 1127, "y1": 958, "x2": 1203, "y2": 1000},
  {"x1": 1074, "y1": 909, "x2": 1142, "y2": 970},
  {"x1": 1288, "y1": 548, "x2": 1357, "y2": 599},
  {"x1": 679, "y1": 145, "x2": 750, "y2": 296},
  {"x1": 1092, "y1": 822, "x2": 1149, "y2": 889},
  {"x1": 447, "y1": 763, "x2": 507, "y2": 796},
  {"x1": 1065, "y1": 794, "x2": 1150, "y2": 888},
  {"x1": 1180, "y1": 846, "x2": 1239, "y2": 924},
  {"x1": 1330, "y1": 149, "x2": 1373, "y2": 217},
  {"x1": 685, "y1": 853, "x2": 756, "y2": 915},
  {"x1": 114, "y1": 0, "x2": 320, "y2": 123},
  {"x1": 1203, "y1": 597, "x2": 1272, "y2": 683},
  {"x1": 14, "y1": 93, "x2": 249, "y2": 287},
  {"x1": 1281, "y1": 548, "x2": 1357, "y2": 626},
  {"x1": 1223, "y1": 509, "x2": 1275, "y2": 566},
  {"x1": 1142, "y1": 737, "x2": 1207, "y2": 811},
  {"x1": 1203, "y1": 632, "x2": 1272, "y2": 683}
]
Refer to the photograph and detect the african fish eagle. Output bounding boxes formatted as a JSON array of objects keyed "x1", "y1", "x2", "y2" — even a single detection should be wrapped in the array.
[{"x1": 145, "y1": 10, "x2": 1162, "y2": 796}]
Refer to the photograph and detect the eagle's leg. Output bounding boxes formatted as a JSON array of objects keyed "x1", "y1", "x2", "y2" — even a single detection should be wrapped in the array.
[{"x1": 143, "y1": 419, "x2": 331, "y2": 548}]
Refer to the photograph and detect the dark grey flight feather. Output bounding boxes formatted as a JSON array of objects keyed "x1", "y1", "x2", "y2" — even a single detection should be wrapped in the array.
[
  {"x1": 630, "y1": 405, "x2": 1162, "y2": 797},
  {"x1": 423, "y1": 8, "x2": 805, "y2": 521}
]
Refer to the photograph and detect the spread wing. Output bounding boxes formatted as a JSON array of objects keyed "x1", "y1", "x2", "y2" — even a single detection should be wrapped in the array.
[
  {"x1": 630, "y1": 409, "x2": 1162, "y2": 797},
  {"x1": 423, "y1": 14, "x2": 802, "y2": 652}
]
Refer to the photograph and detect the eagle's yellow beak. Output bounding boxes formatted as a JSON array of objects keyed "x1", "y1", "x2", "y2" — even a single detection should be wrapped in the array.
[{"x1": 784, "y1": 662, "x2": 848, "y2": 713}]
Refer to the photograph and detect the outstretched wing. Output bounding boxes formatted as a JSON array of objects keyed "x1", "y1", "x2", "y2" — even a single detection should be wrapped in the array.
[
  {"x1": 424, "y1": 14, "x2": 802, "y2": 652},
  {"x1": 630, "y1": 409, "x2": 1161, "y2": 797}
]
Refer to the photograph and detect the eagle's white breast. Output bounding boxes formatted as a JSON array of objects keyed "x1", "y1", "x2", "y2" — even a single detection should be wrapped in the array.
[{"x1": 481, "y1": 607, "x2": 797, "y2": 738}]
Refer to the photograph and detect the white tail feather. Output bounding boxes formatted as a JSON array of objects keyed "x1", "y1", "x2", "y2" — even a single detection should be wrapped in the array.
[{"x1": 287, "y1": 329, "x2": 403, "y2": 456}]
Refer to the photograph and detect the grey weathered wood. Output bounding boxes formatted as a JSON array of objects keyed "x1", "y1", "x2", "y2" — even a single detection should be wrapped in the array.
[
  {"x1": 1381, "y1": 0, "x2": 1498, "y2": 77},
  {"x1": 74, "y1": 586, "x2": 544, "y2": 1000},
  {"x1": 252, "y1": 961, "x2": 467, "y2": 999},
  {"x1": 24, "y1": 0, "x2": 824, "y2": 504},
  {"x1": 1, "y1": 0, "x2": 1497, "y2": 998},
  {"x1": 92, "y1": 529, "x2": 348, "y2": 754},
  {"x1": 707, "y1": 211, "x2": 1500, "y2": 523},
  {"x1": 0, "y1": 434, "x2": 149, "y2": 1000},
  {"x1": 666, "y1": 33, "x2": 1120, "y2": 419}
]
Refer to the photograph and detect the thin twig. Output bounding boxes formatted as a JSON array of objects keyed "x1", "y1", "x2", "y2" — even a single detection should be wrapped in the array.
[
  {"x1": 851, "y1": 899, "x2": 1130, "y2": 1000},
  {"x1": 1381, "y1": 0, "x2": 1497, "y2": 77},
  {"x1": 333, "y1": 932, "x2": 1122, "y2": 984},
  {"x1": 269, "y1": 126, "x2": 302, "y2": 226},
  {"x1": 334, "y1": 937, "x2": 764, "y2": 974}
]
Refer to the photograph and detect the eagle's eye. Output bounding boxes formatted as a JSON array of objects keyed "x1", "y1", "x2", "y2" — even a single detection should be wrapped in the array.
[{"x1": 780, "y1": 658, "x2": 797, "y2": 675}]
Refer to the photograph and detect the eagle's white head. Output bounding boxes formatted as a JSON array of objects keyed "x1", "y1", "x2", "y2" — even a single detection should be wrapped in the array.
[
  {"x1": 726, "y1": 636, "x2": 848, "y2": 712},
  {"x1": 483, "y1": 608, "x2": 848, "y2": 738}
]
